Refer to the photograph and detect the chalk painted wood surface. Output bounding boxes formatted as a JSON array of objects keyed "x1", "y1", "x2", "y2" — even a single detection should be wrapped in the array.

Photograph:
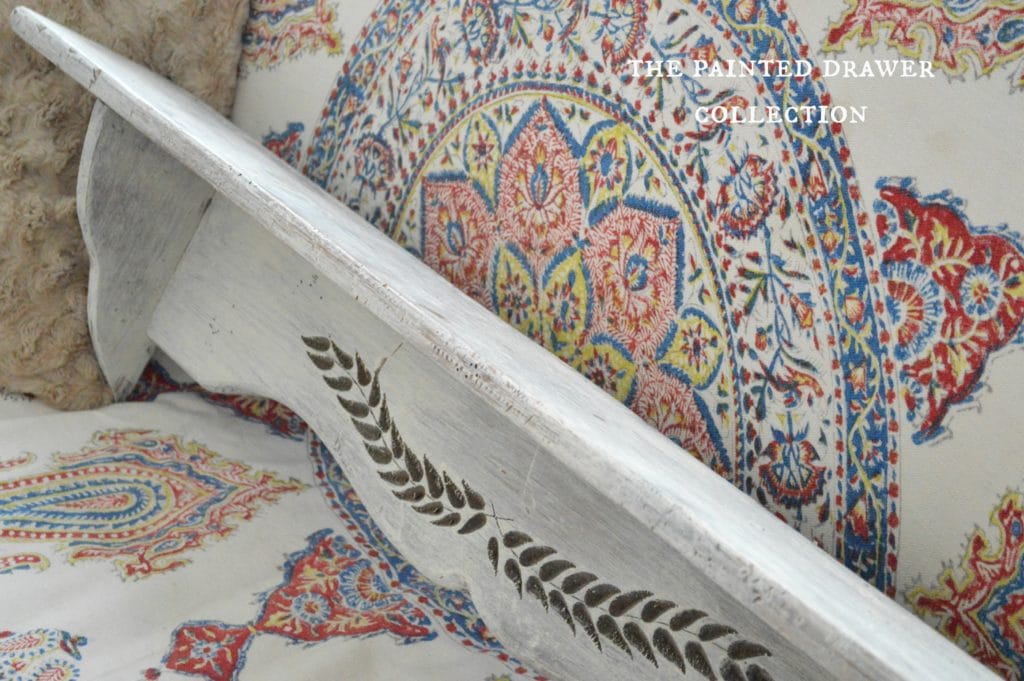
[
  {"x1": 77, "y1": 101, "x2": 214, "y2": 398},
  {"x1": 11, "y1": 7, "x2": 993, "y2": 680}
]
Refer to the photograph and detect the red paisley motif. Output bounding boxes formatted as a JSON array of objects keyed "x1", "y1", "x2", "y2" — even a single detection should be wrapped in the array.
[{"x1": 879, "y1": 184, "x2": 1024, "y2": 442}]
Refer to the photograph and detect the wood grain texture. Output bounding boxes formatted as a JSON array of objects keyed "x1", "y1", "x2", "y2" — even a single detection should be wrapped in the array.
[
  {"x1": 77, "y1": 101, "x2": 213, "y2": 397},
  {"x1": 10, "y1": 6, "x2": 994, "y2": 680}
]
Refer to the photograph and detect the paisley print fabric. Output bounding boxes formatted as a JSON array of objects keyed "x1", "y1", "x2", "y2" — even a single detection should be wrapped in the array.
[
  {"x1": 0, "y1": 430, "x2": 305, "y2": 579},
  {"x1": 0, "y1": 365, "x2": 534, "y2": 680},
  {"x1": 258, "y1": 0, "x2": 902, "y2": 595},
  {"x1": 908, "y1": 491, "x2": 1024, "y2": 679},
  {"x1": 824, "y1": 0, "x2": 1024, "y2": 89},
  {"x1": 243, "y1": 0, "x2": 344, "y2": 69},
  {"x1": 0, "y1": 629, "x2": 87, "y2": 681},
  {"x1": 877, "y1": 178, "x2": 1024, "y2": 444},
  {"x1": 230, "y1": 0, "x2": 1023, "y2": 674},
  {"x1": 161, "y1": 435, "x2": 534, "y2": 681}
]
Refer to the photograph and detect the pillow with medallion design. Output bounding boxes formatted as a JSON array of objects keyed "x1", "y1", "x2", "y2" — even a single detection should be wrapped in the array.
[{"x1": 236, "y1": 0, "x2": 1023, "y2": 676}]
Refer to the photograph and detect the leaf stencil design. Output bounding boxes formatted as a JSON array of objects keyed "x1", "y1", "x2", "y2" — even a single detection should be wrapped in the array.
[{"x1": 303, "y1": 335, "x2": 777, "y2": 678}]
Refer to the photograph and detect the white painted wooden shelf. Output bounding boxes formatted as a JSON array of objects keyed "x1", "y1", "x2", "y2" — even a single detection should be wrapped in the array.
[{"x1": 11, "y1": 7, "x2": 992, "y2": 680}]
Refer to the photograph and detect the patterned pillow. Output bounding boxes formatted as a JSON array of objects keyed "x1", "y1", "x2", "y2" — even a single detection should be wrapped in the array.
[
  {"x1": 0, "y1": 0, "x2": 249, "y2": 409},
  {"x1": 233, "y1": 0, "x2": 1024, "y2": 676}
]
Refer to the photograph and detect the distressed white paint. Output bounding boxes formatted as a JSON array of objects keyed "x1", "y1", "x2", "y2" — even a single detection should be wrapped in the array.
[
  {"x1": 78, "y1": 101, "x2": 214, "y2": 398},
  {"x1": 11, "y1": 6, "x2": 994, "y2": 680}
]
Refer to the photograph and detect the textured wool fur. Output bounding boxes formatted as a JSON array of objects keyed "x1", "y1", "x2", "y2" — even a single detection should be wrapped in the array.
[{"x1": 0, "y1": 0, "x2": 248, "y2": 409}]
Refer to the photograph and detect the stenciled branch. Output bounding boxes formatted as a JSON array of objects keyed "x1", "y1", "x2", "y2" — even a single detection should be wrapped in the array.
[{"x1": 303, "y1": 335, "x2": 776, "y2": 680}]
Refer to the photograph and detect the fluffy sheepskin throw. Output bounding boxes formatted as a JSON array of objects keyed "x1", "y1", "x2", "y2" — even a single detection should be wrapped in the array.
[{"x1": 0, "y1": 0, "x2": 249, "y2": 409}]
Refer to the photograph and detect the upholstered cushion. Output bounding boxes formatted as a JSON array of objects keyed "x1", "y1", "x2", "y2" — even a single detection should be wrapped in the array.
[
  {"x1": 0, "y1": 0, "x2": 249, "y2": 409},
  {"x1": 236, "y1": 0, "x2": 1024, "y2": 675}
]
